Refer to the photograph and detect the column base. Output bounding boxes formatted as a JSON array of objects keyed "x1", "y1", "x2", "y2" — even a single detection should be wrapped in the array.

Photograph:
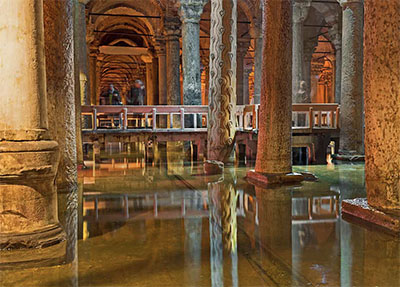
[
  {"x1": 204, "y1": 160, "x2": 224, "y2": 175},
  {"x1": 333, "y1": 154, "x2": 365, "y2": 162},
  {"x1": 342, "y1": 198, "x2": 400, "y2": 235},
  {"x1": 0, "y1": 224, "x2": 66, "y2": 267},
  {"x1": 245, "y1": 170, "x2": 304, "y2": 187}
]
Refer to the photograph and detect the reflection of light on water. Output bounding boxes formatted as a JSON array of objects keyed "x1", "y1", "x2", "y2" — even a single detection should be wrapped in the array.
[
  {"x1": 83, "y1": 221, "x2": 89, "y2": 240},
  {"x1": 327, "y1": 153, "x2": 333, "y2": 165}
]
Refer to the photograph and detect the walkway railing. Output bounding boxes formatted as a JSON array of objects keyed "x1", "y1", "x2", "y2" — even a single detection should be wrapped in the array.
[{"x1": 82, "y1": 103, "x2": 340, "y2": 132}]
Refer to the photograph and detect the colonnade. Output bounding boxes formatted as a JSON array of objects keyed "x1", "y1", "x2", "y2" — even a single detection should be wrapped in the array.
[{"x1": 0, "y1": 0, "x2": 399, "y2": 264}]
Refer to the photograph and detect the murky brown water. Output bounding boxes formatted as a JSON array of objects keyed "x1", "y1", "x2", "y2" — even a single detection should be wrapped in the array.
[{"x1": 1, "y1": 143, "x2": 399, "y2": 286}]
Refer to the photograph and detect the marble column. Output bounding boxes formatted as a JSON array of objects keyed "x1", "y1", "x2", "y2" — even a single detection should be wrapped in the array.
[
  {"x1": 155, "y1": 38, "x2": 167, "y2": 105},
  {"x1": 329, "y1": 23, "x2": 342, "y2": 104},
  {"x1": 74, "y1": 0, "x2": 90, "y2": 166},
  {"x1": 44, "y1": 0, "x2": 77, "y2": 191},
  {"x1": 292, "y1": 0, "x2": 311, "y2": 103},
  {"x1": 205, "y1": 0, "x2": 237, "y2": 174},
  {"x1": 0, "y1": 0, "x2": 64, "y2": 263},
  {"x1": 236, "y1": 40, "x2": 250, "y2": 105},
  {"x1": 165, "y1": 18, "x2": 182, "y2": 106},
  {"x1": 95, "y1": 53, "x2": 104, "y2": 105},
  {"x1": 363, "y1": 0, "x2": 400, "y2": 214},
  {"x1": 179, "y1": 0, "x2": 206, "y2": 106},
  {"x1": 339, "y1": 0, "x2": 364, "y2": 154},
  {"x1": 247, "y1": 0, "x2": 304, "y2": 185}
]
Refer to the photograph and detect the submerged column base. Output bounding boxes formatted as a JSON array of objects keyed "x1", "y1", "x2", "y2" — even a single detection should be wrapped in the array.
[
  {"x1": 245, "y1": 170, "x2": 305, "y2": 187},
  {"x1": 342, "y1": 198, "x2": 400, "y2": 235},
  {"x1": 0, "y1": 140, "x2": 66, "y2": 266},
  {"x1": 204, "y1": 160, "x2": 224, "y2": 175}
]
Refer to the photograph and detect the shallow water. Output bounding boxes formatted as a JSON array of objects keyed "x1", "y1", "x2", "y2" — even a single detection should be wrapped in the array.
[{"x1": 1, "y1": 145, "x2": 399, "y2": 287}]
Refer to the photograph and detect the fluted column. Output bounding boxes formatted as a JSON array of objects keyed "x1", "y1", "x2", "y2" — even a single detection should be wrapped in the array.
[
  {"x1": 205, "y1": 0, "x2": 237, "y2": 174},
  {"x1": 364, "y1": 0, "x2": 400, "y2": 213},
  {"x1": 339, "y1": 0, "x2": 364, "y2": 154},
  {"x1": 0, "y1": 0, "x2": 64, "y2": 263},
  {"x1": 165, "y1": 18, "x2": 182, "y2": 106},
  {"x1": 247, "y1": 0, "x2": 304, "y2": 185},
  {"x1": 155, "y1": 38, "x2": 167, "y2": 105},
  {"x1": 292, "y1": 0, "x2": 311, "y2": 103},
  {"x1": 236, "y1": 40, "x2": 250, "y2": 105},
  {"x1": 44, "y1": 0, "x2": 77, "y2": 191}
]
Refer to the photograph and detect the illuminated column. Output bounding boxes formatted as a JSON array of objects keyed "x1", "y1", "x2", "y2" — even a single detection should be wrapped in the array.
[
  {"x1": 329, "y1": 22, "x2": 342, "y2": 104},
  {"x1": 74, "y1": 0, "x2": 90, "y2": 165},
  {"x1": 44, "y1": 0, "x2": 77, "y2": 190},
  {"x1": 142, "y1": 55, "x2": 155, "y2": 105},
  {"x1": 363, "y1": 0, "x2": 400, "y2": 213},
  {"x1": 339, "y1": 0, "x2": 364, "y2": 154},
  {"x1": 0, "y1": 0, "x2": 64, "y2": 264},
  {"x1": 165, "y1": 18, "x2": 181, "y2": 106},
  {"x1": 89, "y1": 48, "x2": 98, "y2": 105},
  {"x1": 155, "y1": 38, "x2": 167, "y2": 105},
  {"x1": 342, "y1": 0, "x2": 400, "y2": 232},
  {"x1": 205, "y1": 0, "x2": 237, "y2": 174},
  {"x1": 292, "y1": 0, "x2": 311, "y2": 103},
  {"x1": 247, "y1": 0, "x2": 304, "y2": 185},
  {"x1": 243, "y1": 67, "x2": 251, "y2": 105},
  {"x1": 250, "y1": 2, "x2": 263, "y2": 105},
  {"x1": 236, "y1": 40, "x2": 250, "y2": 105}
]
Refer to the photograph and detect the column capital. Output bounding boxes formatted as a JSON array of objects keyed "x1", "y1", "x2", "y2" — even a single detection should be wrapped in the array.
[
  {"x1": 141, "y1": 55, "x2": 153, "y2": 64},
  {"x1": 178, "y1": 0, "x2": 207, "y2": 24},
  {"x1": 339, "y1": 0, "x2": 364, "y2": 9},
  {"x1": 164, "y1": 17, "x2": 181, "y2": 40},
  {"x1": 154, "y1": 37, "x2": 166, "y2": 56},
  {"x1": 78, "y1": 0, "x2": 90, "y2": 5},
  {"x1": 293, "y1": 0, "x2": 312, "y2": 24}
]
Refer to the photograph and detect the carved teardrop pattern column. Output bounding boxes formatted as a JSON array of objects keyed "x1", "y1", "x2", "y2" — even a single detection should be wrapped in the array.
[{"x1": 207, "y1": 0, "x2": 237, "y2": 165}]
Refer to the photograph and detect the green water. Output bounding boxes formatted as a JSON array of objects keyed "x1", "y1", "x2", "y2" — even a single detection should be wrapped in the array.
[{"x1": 1, "y1": 145, "x2": 399, "y2": 287}]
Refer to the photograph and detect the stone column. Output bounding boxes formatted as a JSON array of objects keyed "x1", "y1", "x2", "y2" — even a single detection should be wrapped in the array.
[
  {"x1": 205, "y1": 0, "x2": 237, "y2": 174},
  {"x1": 142, "y1": 55, "x2": 155, "y2": 105},
  {"x1": 179, "y1": 0, "x2": 206, "y2": 107},
  {"x1": 364, "y1": 0, "x2": 400, "y2": 213},
  {"x1": 0, "y1": 0, "x2": 64, "y2": 263},
  {"x1": 243, "y1": 67, "x2": 251, "y2": 105},
  {"x1": 339, "y1": 0, "x2": 364, "y2": 154},
  {"x1": 329, "y1": 22, "x2": 342, "y2": 104},
  {"x1": 89, "y1": 48, "x2": 98, "y2": 105},
  {"x1": 165, "y1": 18, "x2": 182, "y2": 106},
  {"x1": 250, "y1": 2, "x2": 263, "y2": 105},
  {"x1": 44, "y1": 0, "x2": 77, "y2": 191},
  {"x1": 155, "y1": 38, "x2": 167, "y2": 105},
  {"x1": 236, "y1": 40, "x2": 250, "y2": 105},
  {"x1": 74, "y1": 0, "x2": 90, "y2": 166},
  {"x1": 342, "y1": 0, "x2": 400, "y2": 232},
  {"x1": 95, "y1": 53, "x2": 104, "y2": 105},
  {"x1": 292, "y1": 0, "x2": 311, "y2": 103},
  {"x1": 303, "y1": 39, "x2": 317, "y2": 97},
  {"x1": 247, "y1": 0, "x2": 304, "y2": 185}
]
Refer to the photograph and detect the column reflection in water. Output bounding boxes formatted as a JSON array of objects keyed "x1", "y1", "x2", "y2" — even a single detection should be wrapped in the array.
[
  {"x1": 184, "y1": 217, "x2": 202, "y2": 286},
  {"x1": 208, "y1": 171, "x2": 239, "y2": 287}
]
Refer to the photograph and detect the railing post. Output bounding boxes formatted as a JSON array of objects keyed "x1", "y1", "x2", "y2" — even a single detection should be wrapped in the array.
[
  {"x1": 93, "y1": 107, "x2": 97, "y2": 130},
  {"x1": 239, "y1": 110, "x2": 244, "y2": 130},
  {"x1": 123, "y1": 108, "x2": 128, "y2": 130},
  {"x1": 194, "y1": 113, "x2": 198, "y2": 129},
  {"x1": 308, "y1": 107, "x2": 313, "y2": 132},
  {"x1": 169, "y1": 113, "x2": 173, "y2": 129},
  {"x1": 145, "y1": 113, "x2": 149, "y2": 129},
  {"x1": 255, "y1": 105, "x2": 259, "y2": 130},
  {"x1": 330, "y1": 110, "x2": 335, "y2": 128},
  {"x1": 318, "y1": 111, "x2": 322, "y2": 127},
  {"x1": 180, "y1": 108, "x2": 185, "y2": 130},
  {"x1": 152, "y1": 108, "x2": 157, "y2": 130},
  {"x1": 335, "y1": 106, "x2": 340, "y2": 129}
]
